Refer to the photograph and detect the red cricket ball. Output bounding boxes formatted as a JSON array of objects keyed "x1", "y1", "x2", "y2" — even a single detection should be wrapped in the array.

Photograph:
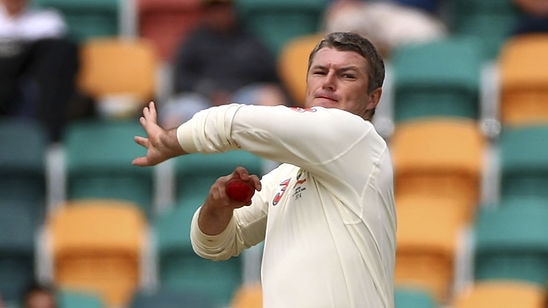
[{"x1": 225, "y1": 179, "x2": 255, "y2": 202}]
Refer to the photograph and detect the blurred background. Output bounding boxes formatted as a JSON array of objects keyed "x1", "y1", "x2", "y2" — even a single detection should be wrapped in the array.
[{"x1": 1, "y1": 0, "x2": 548, "y2": 307}]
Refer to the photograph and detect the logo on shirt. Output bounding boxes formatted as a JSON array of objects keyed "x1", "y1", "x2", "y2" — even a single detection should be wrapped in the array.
[
  {"x1": 271, "y1": 170, "x2": 308, "y2": 206},
  {"x1": 272, "y1": 178, "x2": 290, "y2": 206}
]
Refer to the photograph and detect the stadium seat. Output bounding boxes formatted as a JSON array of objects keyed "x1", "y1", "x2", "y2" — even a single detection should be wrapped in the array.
[
  {"x1": 473, "y1": 198, "x2": 548, "y2": 285},
  {"x1": 137, "y1": 0, "x2": 205, "y2": 61},
  {"x1": 277, "y1": 33, "x2": 324, "y2": 106},
  {"x1": 234, "y1": 0, "x2": 327, "y2": 57},
  {"x1": 498, "y1": 124, "x2": 548, "y2": 200},
  {"x1": 395, "y1": 196, "x2": 465, "y2": 303},
  {"x1": 63, "y1": 119, "x2": 155, "y2": 217},
  {"x1": 78, "y1": 37, "x2": 158, "y2": 118},
  {"x1": 0, "y1": 118, "x2": 47, "y2": 208},
  {"x1": 174, "y1": 151, "x2": 264, "y2": 208},
  {"x1": 391, "y1": 37, "x2": 484, "y2": 123},
  {"x1": 451, "y1": 280, "x2": 546, "y2": 308},
  {"x1": 230, "y1": 283, "x2": 262, "y2": 308},
  {"x1": 448, "y1": 0, "x2": 520, "y2": 60},
  {"x1": 34, "y1": 0, "x2": 122, "y2": 42},
  {"x1": 390, "y1": 118, "x2": 486, "y2": 221},
  {"x1": 153, "y1": 204, "x2": 243, "y2": 307},
  {"x1": 0, "y1": 202, "x2": 40, "y2": 305},
  {"x1": 57, "y1": 289, "x2": 105, "y2": 308},
  {"x1": 395, "y1": 286, "x2": 437, "y2": 308},
  {"x1": 498, "y1": 34, "x2": 548, "y2": 127},
  {"x1": 43, "y1": 200, "x2": 149, "y2": 307},
  {"x1": 129, "y1": 287, "x2": 215, "y2": 308}
]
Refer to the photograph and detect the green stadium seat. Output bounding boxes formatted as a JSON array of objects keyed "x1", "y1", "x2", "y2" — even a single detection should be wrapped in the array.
[
  {"x1": 395, "y1": 286, "x2": 436, "y2": 308},
  {"x1": 34, "y1": 0, "x2": 121, "y2": 42},
  {"x1": 473, "y1": 198, "x2": 548, "y2": 285},
  {"x1": 235, "y1": 0, "x2": 327, "y2": 57},
  {"x1": 499, "y1": 124, "x2": 548, "y2": 199},
  {"x1": 391, "y1": 36, "x2": 484, "y2": 123},
  {"x1": 0, "y1": 202, "x2": 39, "y2": 305},
  {"x1": 64, "y1": 119, "x2": 155, "y2": 217},
  {"x1": 57, "y1": 289, "x2": 105, "y2": 308},
  {"x1": 0, "y1": 118, "x2": 47, "y2": 208},
  {"x1": 174, "y1": 151, "x2": 264, "y2": 208},
  {"x1": 129, "y1": 288, "x2": 215, "y2": 308},
  {"x1": 448, "y1": 0, "x2": 520, "y2": 60},
  {"x1": 153, "y1": 204, "x2": 243, "y2": 307}
]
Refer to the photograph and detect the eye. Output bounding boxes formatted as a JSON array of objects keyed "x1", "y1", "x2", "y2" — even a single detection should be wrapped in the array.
[
  {"x1": 342, "y1": 73, "x2": 356, "y2": 79},
  {"x1": 312, "y1": 69, "x2": 327, "y2": 76}
]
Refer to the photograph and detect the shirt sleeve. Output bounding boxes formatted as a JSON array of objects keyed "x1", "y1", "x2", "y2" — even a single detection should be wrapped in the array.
[{"x1": 176, "y1": 103, "x2": 376, "y2": 179}]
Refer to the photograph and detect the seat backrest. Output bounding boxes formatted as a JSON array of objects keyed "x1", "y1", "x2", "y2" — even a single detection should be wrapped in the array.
[
  {"x1": 129, "y1": 288, "x2": 215, "y2": 308},
  {"x1": 230, "y1": 283, "x2": 262, "y2": 308},
  {"x1": 153, "y1": 204, "x2": 243, "y2": 307},
  {"x1": 0, "y1": 118, "x2": 47, "y2": 205},
  {"x1": 0, "y1": 202, "x2": 39, "y2": 303},
  {"x1": 47, "y1": 199, "x2": 147, "y2": 307},
  {"x1": 33, "y1": 0, "x2": 121, "y2": 42},
  {"x1": 473, "y1": 198, "x2": 548, "y2": 284},
  {"x1": 499, "y1": 124, "x2": 548, "y2": 199},
  {"x1": 395, "y1": 286, "x2": 436, "y2": 308},
  {"x1": 137, "y1": 0, "x2": 205, "y2": 61},
  {"x1": 174, "y1": 151, "x2": 264, "y2": 207},
  {"x1": 448, "y1": 0, "x2": 520, "y2": 60},
  {"x1": 390, "y1": 118, "x2": 486, "y2": 206},
  {"x1": 235, "y1": 0, "x2": 327, "y2": 57},
  {"x1": 78, "y1": 37, "x2": 157, "y2": 116},
  {"x1": 391, "y1": 37, "x2": 483, "y2": 122},
  {"x1": 277, "y1": 33, "x2": 323, "y2": 106},
  {"x1": 452, "y1": 280, "x2": 546, "y2": 308},
  {"x1": 64, "y1": 119, "x2": 154, "y2": 216},
  {"x1": 395, "y1": 197, "x2": 464, "y2": 303},
  {"x1": 499, "y1": 34, "x2": 548, "y2": 127},
  {"x1": 57, "y1": 289, "x2": 105, "y2": 308}
]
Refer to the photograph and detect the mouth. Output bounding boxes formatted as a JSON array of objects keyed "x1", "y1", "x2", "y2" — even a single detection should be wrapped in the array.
[{"x1": 314, "y1": 93, "x2": 338, "y2": 102}]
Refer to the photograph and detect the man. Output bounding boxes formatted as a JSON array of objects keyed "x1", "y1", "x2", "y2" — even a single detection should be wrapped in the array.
[
  {"x1": 133, "y1": 32, "x2": 396, "y2": 307},
  {"x1": 162, "y1": 0, "x2": 288, "y2": 128},
  {"x1": 0, "y1": 0, "x2": 79, "y2": 142}
]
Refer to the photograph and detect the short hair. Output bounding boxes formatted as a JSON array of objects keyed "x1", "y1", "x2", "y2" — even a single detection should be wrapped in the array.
[{"x1": 307, "y1": 32, "x2": 385, "y2": 93}]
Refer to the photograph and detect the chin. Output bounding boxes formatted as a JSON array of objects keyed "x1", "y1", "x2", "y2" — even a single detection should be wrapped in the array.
[{"x1": 312, "y1": 99, "x2": 338, "y2": 109}]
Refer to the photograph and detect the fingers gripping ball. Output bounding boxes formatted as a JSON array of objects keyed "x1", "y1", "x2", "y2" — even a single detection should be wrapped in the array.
[{"x1": 226, "y1": 179, "x2": 255, "y2": 202}]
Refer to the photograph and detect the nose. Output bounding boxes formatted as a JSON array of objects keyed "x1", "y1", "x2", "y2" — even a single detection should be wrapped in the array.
[{"x1": 321, "y1": 70, "x2": 336, "y2": 90}]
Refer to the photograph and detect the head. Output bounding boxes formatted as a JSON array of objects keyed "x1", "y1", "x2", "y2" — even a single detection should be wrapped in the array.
[
  {"x1": 1, "y1": 0, "x2": 28, "y2": 16},
  {"x1": 22, "y1": 284, "x2": 56, "y2": 308},
  {"x1": 304, "y1": 32, "x2": 385, "y2": 121},
  {"x1": 201, "y1": 0, "x2": 238, "y2": 32}
]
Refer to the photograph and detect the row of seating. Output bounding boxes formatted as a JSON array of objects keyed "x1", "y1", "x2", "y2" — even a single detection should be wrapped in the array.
[
  {"x1": 32, "y1": 0, "x2": 524, "y2": 62},
  {"x1": 390, "y1": 118, "x2": 548, "y2": 305},
  {"x1": 31, "y1": 0, "x2": 329, "y2": 61},
  {"x1": 0, "y1": 198, "x2": 249, "y2": 308},
  {"x1": 70, "y1": 32, "x2": 548, "y2": 140}
]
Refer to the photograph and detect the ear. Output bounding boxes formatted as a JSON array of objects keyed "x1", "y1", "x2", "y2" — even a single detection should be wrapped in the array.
[{"x1": 366, "y1": 87, "x2": 382, "y2": 112}]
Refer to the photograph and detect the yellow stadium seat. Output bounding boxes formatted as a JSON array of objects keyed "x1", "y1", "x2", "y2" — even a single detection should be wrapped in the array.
[
  {"x1": 230, "y1": 283, "x2": 263, "y2": 308},
  {"x1": 78, "y1": 37, "x2": 158, "y2": 118},
  {"x1": 45, "y1": 199, "x2": 148, "y2": 307},
  {"x1": 390, "y1": 118, "x2": 486, "y2": 221},
  {"x1": 452, "y1": 280, "x2": 546, "y2": 308},
  {"x1": 395, "y1": 197, "x2": 465, "y2": 303},
  {"x1": 499, "y1": 34, "x2": 548, "y2": 127},
  {"x1": 277, "y1": 33, "x2": 324, "y2": 106}
]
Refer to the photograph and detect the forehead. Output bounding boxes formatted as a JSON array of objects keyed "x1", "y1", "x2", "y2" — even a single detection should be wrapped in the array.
[{"x1": 311, "y1": 47, "x2": 368, "y2": 70}]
